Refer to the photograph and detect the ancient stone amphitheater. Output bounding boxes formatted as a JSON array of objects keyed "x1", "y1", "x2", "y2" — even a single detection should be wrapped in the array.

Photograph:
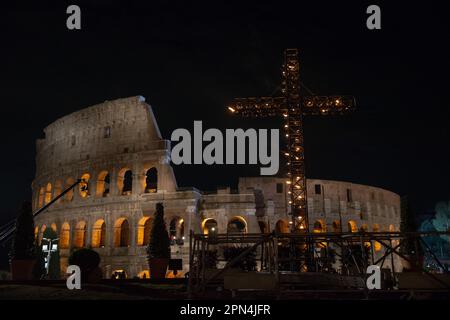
[{"x1": 32, "y1": 96, "x2": 401, "y2": 278}]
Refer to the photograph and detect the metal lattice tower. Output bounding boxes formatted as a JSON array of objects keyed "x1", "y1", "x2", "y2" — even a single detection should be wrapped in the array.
[{"x1": 227, "y1": 49, "x2": 355, "y2": 268}]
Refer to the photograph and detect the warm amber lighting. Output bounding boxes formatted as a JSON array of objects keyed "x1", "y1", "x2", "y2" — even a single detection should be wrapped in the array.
[{"x1": 228, "y1": 106, "x2": 236, "y2": 113}]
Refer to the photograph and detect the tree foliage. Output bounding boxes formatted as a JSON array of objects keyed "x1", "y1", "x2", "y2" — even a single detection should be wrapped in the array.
[
  {"x1": 147, "y1": 202, "x2": 171, "y2": 259},
  {"x1": 9, "y1": 201, "x2": 35, "y2": 260}
]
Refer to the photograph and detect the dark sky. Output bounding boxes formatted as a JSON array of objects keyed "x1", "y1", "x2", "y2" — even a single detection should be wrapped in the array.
[{"x1": 0, "y1": 0, "x2": 449, "y2": 226}]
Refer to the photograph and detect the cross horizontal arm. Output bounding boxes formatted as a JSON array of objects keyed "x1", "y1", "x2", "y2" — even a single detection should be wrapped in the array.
[
  {"x1": 301, "y1": 95, "x2": 356, "y2": 115},
  {"x1": 227, "y1": 97, "x2": 285, "y2": 118}
]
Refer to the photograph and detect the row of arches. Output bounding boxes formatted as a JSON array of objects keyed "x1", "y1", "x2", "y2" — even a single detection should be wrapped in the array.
[
  {"x1": 201, "y1": 216, "x2": 248, "y2": 234},
  {"x1": 35, "y1": 167, "x2": 158, "y2": 208},
  {"x1": 35, "y1": 215, "x2": 185, "y2": 249}
]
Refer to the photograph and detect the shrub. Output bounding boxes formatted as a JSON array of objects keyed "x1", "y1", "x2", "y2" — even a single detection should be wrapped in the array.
[
  {"x1": 68, "y1": 248, "x2": 100, "y2": 281},
  {"x1": 147, "y1": 203, "x2": 171, "y2": 260},
  {"x1": 9, "y1": 201, "x2": 35, "y2": 260}
]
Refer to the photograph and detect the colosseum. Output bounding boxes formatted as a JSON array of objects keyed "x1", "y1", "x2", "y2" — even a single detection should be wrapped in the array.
[{"x1": 32, "y1": 96, "x2": 401, "y2": 278}]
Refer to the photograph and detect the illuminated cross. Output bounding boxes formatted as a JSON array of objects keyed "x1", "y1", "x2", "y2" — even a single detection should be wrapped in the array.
[{"x1": 227, "y1": 49, "x2": 355, "y2": 234}]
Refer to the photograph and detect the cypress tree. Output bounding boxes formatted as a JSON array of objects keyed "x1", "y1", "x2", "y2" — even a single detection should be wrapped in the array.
[
  {"x1": 10, "y1": 201, "x2": 35, "y2": 260},
  {"x1": 147, "y1": 203, "x2": 171, "y2": 259}
]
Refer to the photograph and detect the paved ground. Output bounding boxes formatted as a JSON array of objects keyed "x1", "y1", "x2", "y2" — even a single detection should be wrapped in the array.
[
  {"x1": 0, "y1": 281, "x2": 449, "y2": 300},
  {"x1": 0, "y1": 282, "x2": 187, "y2": 300}
]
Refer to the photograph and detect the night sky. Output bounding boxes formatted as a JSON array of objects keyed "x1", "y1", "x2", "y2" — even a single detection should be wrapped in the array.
[{"x1": 0, "y1": 0, "x2": 449, "y2": 227}]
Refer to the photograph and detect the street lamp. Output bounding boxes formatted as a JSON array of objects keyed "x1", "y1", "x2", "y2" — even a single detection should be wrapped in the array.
[{"x1": 42, "y1": 237, "x2": 59, "y2": 278}]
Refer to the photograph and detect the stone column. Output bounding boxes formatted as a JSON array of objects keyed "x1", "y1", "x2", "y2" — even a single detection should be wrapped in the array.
[
  {"x1": 110, "y1": 167, "x2": 119, "y2": 196},
  {"x1": 132, "y1": 161, "x2": 143, "y2": 195}
]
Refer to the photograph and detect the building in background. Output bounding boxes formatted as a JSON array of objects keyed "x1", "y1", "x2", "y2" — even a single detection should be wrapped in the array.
[{"x1": 32, "y1": 96, "x2": 401, "y2": 278}]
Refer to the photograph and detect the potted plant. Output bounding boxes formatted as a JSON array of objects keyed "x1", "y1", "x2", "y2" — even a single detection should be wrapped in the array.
[
  {"x1": 68, "y1": 248, "x2": 102, "y2": 283},
  {"x1": 9, "y1": 201, "x2": 36, "y2": 280},
  {"x1": 147, "y1": 202, "x2": 171, "y2": 279}
]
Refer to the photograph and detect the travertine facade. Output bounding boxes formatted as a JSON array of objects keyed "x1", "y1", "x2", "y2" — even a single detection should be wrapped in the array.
[{"x1": 32, "y1": 96, "x2": 401, "y2": 278}]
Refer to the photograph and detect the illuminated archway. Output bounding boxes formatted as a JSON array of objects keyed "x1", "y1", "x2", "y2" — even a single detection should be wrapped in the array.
[
  {"x1": 79, "y1": 173, "x2": 90, "y2": 198},
  {"x1": 60, "y1": 222, "x2": 70, "y2": 249},
  {"x1": 111, "y1": 270, "x2": 128, "y2": 279},
  {"x1": 50, "y1": 223, "x2": 57, "y2": 232},
  {"x1": 275, "y1": 219, "x2": 290, "y2": 233},
  {"x1": 202, "y1": 218, "x2": 218, "y2": 235},
  {"x1": 313, "y1": 220, "x2": 326, "y2": 233},
  {"x1": 118, "y1": 168, "x2": 133, "y2": 195},
  {"x1": 347, "y1": 220, "x2": 358, "y2": 233},
  {"x1": 138, "y1": 270, "x2": 150, "y2": 279},
  {"x1": 137, "y1": 217, "x2": 152, "y2": 246},
  {"x1": 144, "y1": 167, "x2": 158, "y2": 193},
  {"x1": 54, "y1": 180, "x2": 62, "y2": 203},
  {"x1": 373, "y1": 224, "x2": 381, "y2": 251},
  {"x1": 169, "y1": 217, "x2": 184, "y2": 240},
  {"x1": 38, "y1": 187, "x2": 45, "y2": 208},
  {"x1": 34, "y1": 226, "x2": 39, "y2": 242},
  {"x1": 45, "y1": 183, "x2": 52, "y2": 204},
  {"x1": 227, "y1": 216, "x2": 247, "y2": 234},
  {"x1": 114, "y1": 218, "x2": 130, "y2": 247},
  {"x1": 92, "y1": 219, "x2": 106, "y2": 248},
  {"x1": 96, "y1": 171, "x2": 110, "y2": 197},
  {"x1": 39, "y1": 225, "x2": 47, "y2": 244},
  {"x1": 74, "y1": 221, "x2": 86, "y2": 248}
]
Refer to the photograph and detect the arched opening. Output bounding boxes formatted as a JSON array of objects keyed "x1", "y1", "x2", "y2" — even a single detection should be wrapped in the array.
[
  {"x1": 38, "y1": 187, "x2": 45, "y2": 208},
  {"x1": 313, "y1": 220, "x2": 326, "y2": 233},
  {"x1": 60, "y1": 222, "x2": 70, "y2": 249},
  {"x1": 275, "y1": 220, "x2": 290, "y2": 233},
  {"x1": 65, "y1": 177, "x2": 75, "y2": 201},
  {"x1": 54, "y1": 180, "x2": 62, "y2": 203},
  {"x1": 45, "y1": 183, "x2": 52, "y2": 204},
  {"x1": 227, "y1": 216, "x2": 247, "y2": 234},
  {"x1": 137, "y1": 217, "x2": 152, "y2": 246},
  {"x1": 360, "y1": 224, "x2": 369, "y2": 232},
  {"x1": 373, "y1": 224, "x2": 381, "y2": 251},
  {"x1": 39, "y1": 225, "x2": 47, "y2": 244},
  {"x1": 389, "y1": 224, "x2": 395, "y2": 232},
  {"x1": 92, "y1": 219, "x2": 106, "y2": 248},
  {"x1": 114, "y1": 218, "x2": 130, "y2": 247},
  {"x1": 50, "y1": 223, "x2": 57, "y2": 232},
  {"x1": 144, "y1": 167, "x2": 158, "y2": 193},
  {"x1": 96, "y1": 171, "x2": 110, "y2": 197},
  {"x1": 79, "y1": 173, "x2": 90, "y2": 198},
  {"x1": 111, "y1": 270, "x2": 128, "y2": 279},
  {"x1": 347, "y1": 220, "x2": 358, "y2": 233},
  {"x1": 138, "y1": 270, "x2": 150, "y2": 279},
  {"x1": 74, "y1": 221, "x2": 86, "y2": 248},
  {"x1": 118, "y1": 169, "x2": 133, "y2": 195},
  {"x1": 34, "y1": 226, "x2": 39, "y2": 242},
  {"x1": 169, "y1": 217, "x2": 185, "y2": 244},
  {"x1": 332, "y1": 220, "x2": 341, "y2": 232},
  {"x1": 202, "y1": 219, "x2": 218, "y2": 235}
]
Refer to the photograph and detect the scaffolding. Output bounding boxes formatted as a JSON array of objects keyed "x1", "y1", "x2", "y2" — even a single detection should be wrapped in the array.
[{"x1": 188, "y1": 230, "x2": 450, "y2": 295}]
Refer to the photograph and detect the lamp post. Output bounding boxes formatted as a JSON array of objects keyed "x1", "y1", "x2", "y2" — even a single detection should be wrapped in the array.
[{"x1": 42, "y1": 237, "x2": 59, "y2": 278}]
